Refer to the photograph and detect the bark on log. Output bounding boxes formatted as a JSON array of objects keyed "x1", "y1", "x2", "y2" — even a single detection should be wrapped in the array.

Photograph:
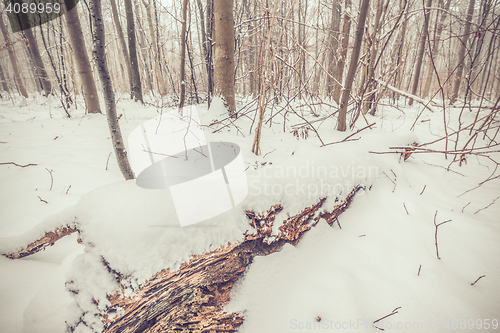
[
  {"x1": 102, "y1": 186, "x2": 364, "y2": 333},
  {"x1": 2, "y1": 224, "x2": 78, "y2": 259}
]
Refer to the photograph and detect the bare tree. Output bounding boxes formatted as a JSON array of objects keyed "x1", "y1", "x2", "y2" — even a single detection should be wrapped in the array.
[
  {"x1": 213, "y1": 0, "x2": 236, "y2": 113},
  {"x1": 327, "y1": 0, "x2": 341, "y2": 95},
  {"x1": 89, "y1": 0, "x2": 135, "y2": 180},
  {"x1": 64, "y1": 1, "x2": 101, "y2": 113},
  {"x1": 0, "y1": 12, "x2": 28, "y2": 98},
  {"x1": 110, "y1": 0, "x2": 133, "y2": 95},
  {"x1": 450, "y1": 0, "x2": 476, "y2": 104},
  {"x1": 143, "y1": 0, "x2": 167, "y2": 96},
  {"x1": 338, "y1": 0, "x2": 370, "y2": 131},
  {"x1": 422, "y1": 0, "x2": 451, "y2": 98},
  {"x1": 124, "y1": 0, "x2": 143, "y2": 102},
  {"x1": 179, "y1": 0, "x2": 189, "y2": 109},
  {"x1": 408, "y1": 0, "x2": 432, "y2": 106},
  {"x1": 333, "y1": 0, "x2": 351, "y2": 103},
  {"x1": 22, "y1": 25, "x2": 52, "y2": 96}
]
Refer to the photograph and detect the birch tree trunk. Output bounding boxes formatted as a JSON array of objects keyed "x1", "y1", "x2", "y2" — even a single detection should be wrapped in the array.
[
  {"x1": 450, "y1": 0, "x2": 475, "y2": 104},
  {"x1": 124, "y1": 0, "x2": 143, "y2": 102},
  {"x1": 332, "y1": 0, "x2": 351, "y2": 104},
  {"x1": 64, "y1": 1, "x2": 101, "y2": 113},
  {"x1": 89, "y1": 0, "x2": 135, "y2": 180},
  {"x1": 408, "y1": 0, "x2": 432, "y2": 106},
  {"x1": 179, "y1": 0, "x2": 188, "y2": 109},
  {"x1": 338, "y1": 0, "x2": 370, "y2": 131},
  {"x1": 0, "y1": 13, "x2": 28, "y2": 97},
  {"x1": 214, "y1": 0, "x2": 236, "y2": 113}
]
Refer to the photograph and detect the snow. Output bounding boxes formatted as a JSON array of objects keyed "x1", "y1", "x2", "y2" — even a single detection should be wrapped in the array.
[{"x1": 0, "y1": 94, "x2": 499, "y2": 332}]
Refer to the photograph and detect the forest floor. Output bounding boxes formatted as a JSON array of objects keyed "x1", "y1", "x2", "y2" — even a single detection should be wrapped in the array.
[{"x1": 0, "y1": 94, "x2": 499, "y2": 332}]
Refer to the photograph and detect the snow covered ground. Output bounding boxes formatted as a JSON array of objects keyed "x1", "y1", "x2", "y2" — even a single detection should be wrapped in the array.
[{"x1": 0, "y1": 94, "x2": 498, "y2": 332}]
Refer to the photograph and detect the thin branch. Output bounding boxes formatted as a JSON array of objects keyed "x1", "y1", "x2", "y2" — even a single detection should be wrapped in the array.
[
  {"x1": 471, "y1": 275, "x2": 485, "y2": 286},
  {"x1": 373, "y1": 307, "x2": 401, "y2": 330},
  {"x1": 434, "y1": 211, "x2": 452, "y2": 260},
  {"x1": 0, "y1": 162, "x2": 37, "y2": 168},
  {"x1": 45, "y1": 168, "x2": 53, "y2": 191},
  {"x1": 474, "y1": 196, "x2": 500, "y2": 214}
]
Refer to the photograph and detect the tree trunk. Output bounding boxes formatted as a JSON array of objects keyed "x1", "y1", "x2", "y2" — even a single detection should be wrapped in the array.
[
  {"x1": 408, "y1": 0, "x2": 432, "y2": 106},
  {"x1": 0, "y1": 59, "x2": 9, "y2": 93},
  {"x1": 213, "y1": 0, "x2": 236, "y2": 113},
  {"x1": 450, "y1": 0, "x2": 475, "y2": 104},
  {"x1": 124, "y1": 0, "x2": 143, "y2": 102},
  {"x1": 0, "y1": 13, "x2": 28, "y2": 98},
  {"x1": 332, "y1": 0, "x2": 351, "y2": 103},
  {"x1": 110, "y1": 0, "x2": 133, "y2": 95},
  {"x1": 422, "y1": 0, "x2": 451, "y2": 98},
  {"x1": 23, "y1": 27, "x2": 52, "y2": 96},
  {"x1": 327, "y1": 0, "x2": 341, "y2": 96},
  {"x1": 144, "y1": 0, "x2": 167, "y2": 96},
  {"x1": 64, "y1": 2, "x2": 101, "y2": 113},
  {"x1": 102, "y1": 187, "x2": 362, "y2": 332},
  {"x1": 179, "y1": 0, "x2": 188, "y2": 109},
  {"x1": 89, "y1": 0, "x2": 135, "y2": 180},
  {"x1": 133, "y1": 0, "x2": 154, "y2": 95},
  {"x1": 337, "y1": 0, "x2": 370, "y2": 131},
  {"x1": 362, "y1": 0, "x2": 388, "y2": 115}
]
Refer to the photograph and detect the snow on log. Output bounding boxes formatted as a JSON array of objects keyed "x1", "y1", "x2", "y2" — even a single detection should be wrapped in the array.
[
  {"x1": 101, "y1": 185, "x2": 364, "y2": 333},
  {"x1": 3, "y1": 224, "x2": 78, "y2": 259},
  {"x1": 1, "y1": 206, "x2": 78, "y2": 259}
]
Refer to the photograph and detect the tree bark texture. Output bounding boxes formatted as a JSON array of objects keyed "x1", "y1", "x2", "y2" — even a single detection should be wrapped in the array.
[
  {"x1": 89, "y1": 0, "x2": 135, "y2": 180},
  {"x1": 101, "y1": 186, "x2": 363, "y2": 333},
  {"x1": 214, "y1": 0, "x2": 236, "y2": 113}
]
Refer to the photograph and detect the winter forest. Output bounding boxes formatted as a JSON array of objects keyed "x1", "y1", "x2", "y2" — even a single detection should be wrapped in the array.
[{"x1": 0, "y1": 0, "x2": 499, "y2": 332}]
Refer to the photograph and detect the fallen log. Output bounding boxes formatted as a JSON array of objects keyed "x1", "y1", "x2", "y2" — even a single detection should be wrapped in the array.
[
  {"x1": 100, "y1": 185, "x2": 364, "y2": 333},
  {"x1": 3, "y1": 224, "x2": 78, "y2": 259}
]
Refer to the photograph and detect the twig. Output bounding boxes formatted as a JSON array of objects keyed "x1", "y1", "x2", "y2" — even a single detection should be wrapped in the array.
[
  {"x1": 0, "y1": 162, "x2": 38, "y2": 168},
  {"x1": 403, "y1": 202, "x2": 409, "y2": 215},
  {"x1": 373, "y1": 307, "x2": 401, "y2": 330},
  {"x1": 462, "y1": 202, "x2": 471, "y2": 213},
  {"x1": 474, "y1": 196, "x2": 500, "y2": 214},
  {"x1": 45, "y1": 168, "x2": 53, "y2": 191},
  {"x1": 434, "y1": 211, "x2": 452, "y2": 260},
  {"x1": 420, "y1": 185, "x2": 426, "y2": 195},
  {"x1": 321, "y1": 123, "x2": 376, "y2": 147},
  {"x1": 418, "y1": 265, "x2": 422, "y2": 276},
  {"x1": 383, "y1": 172, "x2": 395, "y2": 185},
  {"x1": 106, "y1": 152, "x2": 112, "y2": 171},
  {"x1": 65, "y1": 185, "x2": 72, "y2": 195},
  {"x1": 471, "y1": 275, "x2": 485, "y2": 286},
  {"x1": 263, "y1": 149, "x2": 276, "y2": 158},
  {"x1": 38, "y1": 196, "x2": 48, "y2": 204}
]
